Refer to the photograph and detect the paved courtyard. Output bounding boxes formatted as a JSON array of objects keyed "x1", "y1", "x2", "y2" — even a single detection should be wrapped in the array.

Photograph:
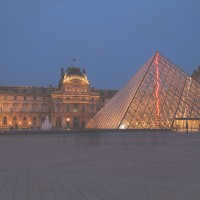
[{"x1": 0, "y1": 131, "x2": 200, "y2": 200}]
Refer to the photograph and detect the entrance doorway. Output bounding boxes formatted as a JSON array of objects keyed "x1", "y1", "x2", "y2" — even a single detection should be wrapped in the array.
[
  {"x1": 173, "y1": 118, "x2": 200, "y2": 132},
  {"x1": 73, "y1": 117, "x2": 79, "y2": 129}
]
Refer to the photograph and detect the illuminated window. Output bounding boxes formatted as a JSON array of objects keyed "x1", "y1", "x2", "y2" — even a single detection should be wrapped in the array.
[
  {"x1": 73, "y1": 104, "x2": 78, "y2": 112},
  {"x1": 3, "y1": 104, "x2": 8, "y2": 112}
]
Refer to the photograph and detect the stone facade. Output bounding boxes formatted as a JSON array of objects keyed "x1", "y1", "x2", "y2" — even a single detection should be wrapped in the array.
[{"x1": 0, "y1": 67, "x2": 117, "y2": 130}]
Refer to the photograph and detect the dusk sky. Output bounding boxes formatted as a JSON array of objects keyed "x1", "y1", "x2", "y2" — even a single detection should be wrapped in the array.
[{"x1": 0, "y1": 0, "x2": 200, "y2": 89}]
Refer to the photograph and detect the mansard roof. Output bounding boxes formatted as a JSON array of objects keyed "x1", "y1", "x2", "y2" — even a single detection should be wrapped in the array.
[{"x1": 0, "y1": 86, "x2": 56, "y2": 95}]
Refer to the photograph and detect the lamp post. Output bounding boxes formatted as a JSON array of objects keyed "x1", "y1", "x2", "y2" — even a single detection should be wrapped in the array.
[
  {"x1": 66, "y1": 117, "x2": 70, "y2": 129},
  {"x1": 9, "y1": 121, "x2": 11, "y2": 130},
  {"x1": 29, "y1": 121, "x2": 32, "y2": 130},
  {"x1": 19, "y1": 121, "x2": 21, "y2": 130}
]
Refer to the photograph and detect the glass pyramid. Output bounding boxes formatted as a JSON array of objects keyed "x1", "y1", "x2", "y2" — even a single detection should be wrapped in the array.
[{"x1": 87, "y1": 52, "x2": 200, "y2": 130}]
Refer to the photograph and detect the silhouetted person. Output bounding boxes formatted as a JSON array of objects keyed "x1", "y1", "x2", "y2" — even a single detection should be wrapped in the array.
[{"x1": 186, "y1": 122, "x2": 188, "y2": 133}]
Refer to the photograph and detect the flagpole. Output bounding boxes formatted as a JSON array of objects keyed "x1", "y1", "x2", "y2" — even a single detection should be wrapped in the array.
[{"x1": 72, "y1": 58, "x2": 77, "y2": 67}]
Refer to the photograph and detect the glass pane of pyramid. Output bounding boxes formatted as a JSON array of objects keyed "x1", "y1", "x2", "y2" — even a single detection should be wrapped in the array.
[{"x1": 87, "y1": 52, "x2": 200, "y2": 130}]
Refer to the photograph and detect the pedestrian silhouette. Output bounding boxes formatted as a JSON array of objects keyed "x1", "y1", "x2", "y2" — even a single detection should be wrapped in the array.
[{"x1": 186, "y1": 122, "x2": 188, "y2": 133}]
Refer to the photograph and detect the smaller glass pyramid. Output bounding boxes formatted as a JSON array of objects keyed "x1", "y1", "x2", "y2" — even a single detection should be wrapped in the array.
[{"x1": 87, "y1": 52, "x2": 200, "y2": 130}]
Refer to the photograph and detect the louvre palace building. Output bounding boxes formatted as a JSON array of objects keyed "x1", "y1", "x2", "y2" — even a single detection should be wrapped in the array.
[{"x1": 0, "y1": 67, "x2": 117, "y2": 130}]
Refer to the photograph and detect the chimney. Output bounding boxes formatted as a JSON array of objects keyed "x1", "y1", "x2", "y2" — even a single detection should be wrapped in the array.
[{"x1": 83, "y1": 69, "x2": 86, "y2": 74}]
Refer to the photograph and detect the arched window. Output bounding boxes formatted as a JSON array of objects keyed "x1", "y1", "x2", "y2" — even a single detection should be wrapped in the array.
[
  {"x1": 56, "y1": 117, "x2": 61, "y2": 128},
  {"x1": 32, "y1": 117, "x2": 36, "y2": 126},
  {"x1": 12, "y1": 117, "x2": 17, "y2": 125},
  {"x1": 2, "y1": 116, "x2": 7, "y2": 125}
]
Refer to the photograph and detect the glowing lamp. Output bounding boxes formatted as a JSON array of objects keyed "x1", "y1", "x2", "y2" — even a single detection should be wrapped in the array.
[{"x1": 66, "y1": 118, "x2": 70, "y2": 122}]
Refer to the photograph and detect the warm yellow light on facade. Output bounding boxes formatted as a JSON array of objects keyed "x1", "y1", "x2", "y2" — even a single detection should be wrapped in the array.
[
  {"x1": 119, "y1": 124, "x2": 126, "y2": 129},
  {"x1": 66, "y1": 118, "x2": 70, "y2": 122}
]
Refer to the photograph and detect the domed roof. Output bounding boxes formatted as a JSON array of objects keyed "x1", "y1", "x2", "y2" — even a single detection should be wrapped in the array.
[
  {"x1": 63, "y1": 67, "x2": 89, "y2": 84},
  {"x1": 66, "y1": 67, "x2": 86, "y2": 78}
]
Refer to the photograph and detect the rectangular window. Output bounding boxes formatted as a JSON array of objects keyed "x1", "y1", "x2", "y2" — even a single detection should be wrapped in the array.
[
  {"x1": 13, "y1": 103, "x2": 18, "y2": 112},
  {"x1": 33, "y1": 96, "x2": 37, "y2": 101},
  {"x1": 24, "y1": 96, "x2": 27, "y2": 101},
  {"x1": 4, "y1": 96, "x2": 7, "y2": 100},
  {"x1": 32, "y1": 104, "x2": 37, "y2": 112},
  {"x1": 42, "y1": 104, "x2": 47, "y2": 112},
  {"x1": 82, "y1": 105, "x2": 85, "y2": 113},
  {"x1": 66, "y1": 104, "x2": 70, "y2": 113},
  {"x1": 3, "y1": 104, "x2": 8, "y2": 112},
  {"x1": 73, "y1": 104, "x2": 78, "y2": 112},
  {"x1": 14, "y1": 96, "x2": 17, "y2": 100}
]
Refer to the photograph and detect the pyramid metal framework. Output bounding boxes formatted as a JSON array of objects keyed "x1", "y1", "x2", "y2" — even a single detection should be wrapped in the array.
[{"x1": 87, "y1": 52, "x2": 200, "y2": 130}]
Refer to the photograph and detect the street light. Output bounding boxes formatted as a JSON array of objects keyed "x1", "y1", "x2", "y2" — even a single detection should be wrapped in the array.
[
  {"x1": 66, "y1": 117, "x2": 70, "y2": 129},
  {"x1": 9, "y1": 121, "x2": 11, "y2": 129},
  {"x1": 19, "y1": 122, "x2": 21, "y2": 130},
  {"x1": 29, "y1": 121, "x2": 32, "y2": 129}
]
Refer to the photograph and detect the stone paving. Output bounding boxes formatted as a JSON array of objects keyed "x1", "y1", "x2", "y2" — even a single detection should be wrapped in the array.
[{"x1": 0, "y1": 131, "x2": 200, "y2": 200}]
